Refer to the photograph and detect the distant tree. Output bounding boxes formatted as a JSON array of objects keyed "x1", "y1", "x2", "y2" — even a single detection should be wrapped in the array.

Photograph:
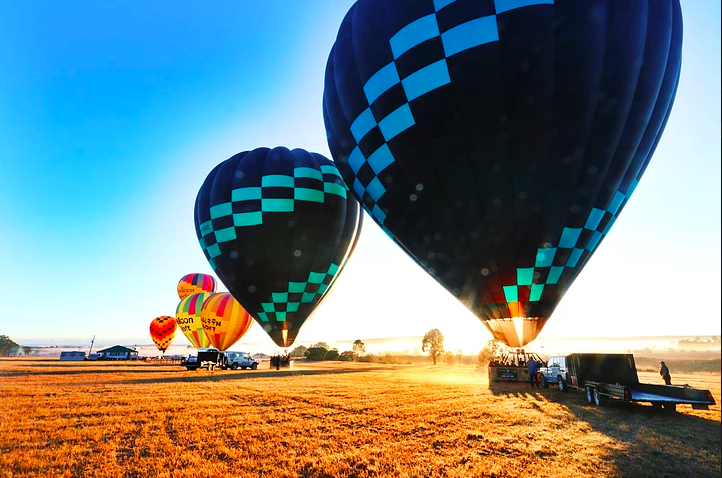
[
  {"x1": 290, "y1": 345, "x2": 308, "y2": 358},
  {"x1": 477, "y1": 339, "x2": 504, "y2": 366},
  {"x1": 305, "y1": 347, "x2": 328, "y2": 361},
  {"x1": 457, "y1": 348, "x2": 463, "y2": 366},
  {"x1": 0, "y1": 335, "x2": 19, "y2": 356},
  {"x1": 22, "y1": 346, "x2": 32, "y2": 356},
  {"x1": 338, "y1": 351, "x2": 355, "y2": 362},
  {"x1": 325, "y1": 348, "x2": 340, "y2": 361},
  {"x1": 422, "y1": 329, "x2": 444, "y2": 365},
  {"x1": 444, "y1": 351, "x2": 455, "y2": 365},
  {"x1": 311, "y1": 342, "x2": 330, "y2": 350},
  {"x1": 352, "y1": 339, "x2": 366, "y2": 358}
]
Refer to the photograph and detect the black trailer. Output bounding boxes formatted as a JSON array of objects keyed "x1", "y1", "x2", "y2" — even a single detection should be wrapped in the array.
[
  {"x1": 559, "y1": 353, "x2": 715, "y2": 412},
  {"x1": 187, "y1": 348, "x2": 227, "y2": 371}
]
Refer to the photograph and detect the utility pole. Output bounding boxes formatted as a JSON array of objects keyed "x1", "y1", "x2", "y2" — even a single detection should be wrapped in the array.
[{"x1": 88, "y1": 335, "x2": 97, "y2": 355}]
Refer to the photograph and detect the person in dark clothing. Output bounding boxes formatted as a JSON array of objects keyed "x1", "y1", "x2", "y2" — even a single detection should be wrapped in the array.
[
  {"x1": 659, "y1": 361, "x2": 671, "y2": 385},
  {"x1": 528, "y1": 358, "x2": 540, "y2": 388}
]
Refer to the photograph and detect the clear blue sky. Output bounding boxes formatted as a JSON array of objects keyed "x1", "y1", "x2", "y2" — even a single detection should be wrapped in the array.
[{"x1": 1, "y1": 1, "x2": 719, "y2": 351}]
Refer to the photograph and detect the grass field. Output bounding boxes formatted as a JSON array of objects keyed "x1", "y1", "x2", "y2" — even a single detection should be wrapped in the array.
[{"x1": 1, "y1": 358, "x2": 719, "y2": 478}]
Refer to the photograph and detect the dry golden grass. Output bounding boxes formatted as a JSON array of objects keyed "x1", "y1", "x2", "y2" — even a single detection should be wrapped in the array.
[{"x1": 1, "y1": 357, "x2": 719, "y2": 478}]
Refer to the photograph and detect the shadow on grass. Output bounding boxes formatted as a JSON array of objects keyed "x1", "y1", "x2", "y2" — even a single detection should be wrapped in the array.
[
  {"x1": 115, "y1": 366, "x2": 390, "y2": 385},
  {"x1": 489, "y1": 379, "x2": 721, "y2": 478}
]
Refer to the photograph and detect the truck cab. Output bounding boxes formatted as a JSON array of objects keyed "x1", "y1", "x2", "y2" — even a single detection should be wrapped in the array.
[
  {"x1": 539, "y1": 355, "x2": 570, "y2": 391},
  {"x1": 223, "y1": 351, "x2": 259, "y2": 370}
]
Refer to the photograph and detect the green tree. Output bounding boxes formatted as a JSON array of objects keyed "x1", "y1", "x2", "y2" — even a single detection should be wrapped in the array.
[
  {"x1": 338, "y1": 351, "x2": 355, "y2": 362},
  {"x1": 22, "y1": 346, "x2": 32, "y2": 356},
  {"x1": 305, "y1": 347, "x2": 328, "y2": 361},
  {"x1": 477, "y1": 339, "x2": 503, "y2": 366},
  {"x1": 311, "y1": 342, "x2": 330, "y2": 350},
  {"x1": 352, "y1": 339, "x2": 366, "y2": 358},
  {"x1": 0, "y1": 335, "x2": 19, "y2": 356},
  {"x1": 325, "y1": 348, "x2": 340, "y2": 361},
  {"x1": 422, "y1": 329, "x2": 444, "y2": 365},
  {"x1": 444, "y1": 351, "x2": 455, "y2": 365},
  {"x1": 290, "y1": 345, "x2": 308, "y2": 358}
]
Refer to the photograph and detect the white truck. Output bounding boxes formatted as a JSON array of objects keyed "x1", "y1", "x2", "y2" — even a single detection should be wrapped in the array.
[{"x1": 222, "y1": 351, "x2": 258, "y2": 370}]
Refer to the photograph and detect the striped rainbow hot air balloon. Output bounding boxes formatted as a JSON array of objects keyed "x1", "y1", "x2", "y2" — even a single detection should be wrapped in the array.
[
  {"x1": 177, "y1": 273, "x2": 217, "y2": 300},
  {"x1": 200, "y1": 293, "x2": 253, "y2": 351},
  {"x1": 176, "y1": 292, "x2": 212, "y2": 349}
]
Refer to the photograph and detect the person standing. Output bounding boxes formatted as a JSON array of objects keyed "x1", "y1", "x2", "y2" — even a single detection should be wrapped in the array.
[
  {"x1": 528, "y1": 357, "x2": 539, "y2": 388},
  {"x1": 659, "y1": 361, "x2": 672, "y2": 385}
]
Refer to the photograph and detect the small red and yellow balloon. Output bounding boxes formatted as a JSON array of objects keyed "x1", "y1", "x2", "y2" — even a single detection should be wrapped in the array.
[
  {"x1": 177, "y1": 273, "x2": 217, "y2": 300},
  {"x1": 201, "y1": 293, "x2": 253, "y2": 351},
  {"x1": 149, "y1": 316, "x2": 177, "y2": 353},
  {"x1": 176, "y1": 292, "x2": 212, "y2": 349}
]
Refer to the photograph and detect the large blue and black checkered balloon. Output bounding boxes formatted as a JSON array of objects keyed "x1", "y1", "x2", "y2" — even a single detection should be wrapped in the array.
[
  {"x1": 323, "y1": 0, "x2": 682, "y2": 347},
  {"x1": 194, "y1": 147, "x2": 363, "y2": 348}
]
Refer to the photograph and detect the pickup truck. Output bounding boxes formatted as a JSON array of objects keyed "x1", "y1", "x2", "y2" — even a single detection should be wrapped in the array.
[{"x1": 539, "y1": 353, "x2": 716, "y2": 412}]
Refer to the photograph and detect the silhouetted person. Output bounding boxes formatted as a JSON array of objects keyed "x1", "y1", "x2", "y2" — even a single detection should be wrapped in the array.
[
  {"x1": 659, "y1": 361, "x2": 671, "y2": 385},
  {"x1": 528, "y1": 358, "x2": 540, "y2": 388}
]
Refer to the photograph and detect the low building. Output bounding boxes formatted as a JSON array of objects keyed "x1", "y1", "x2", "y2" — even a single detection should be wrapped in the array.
[
  {"x1": 97, "y1": 345, "x2": 138, "y2": 360},
  {"x1": 59, "y1": 351, "x2": 86, "y2": 361}
]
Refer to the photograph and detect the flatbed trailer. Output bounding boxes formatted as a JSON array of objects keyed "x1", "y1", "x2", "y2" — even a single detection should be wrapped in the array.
[{"x1": 548, "y1": 353, "x2": 716, "y2": 412}]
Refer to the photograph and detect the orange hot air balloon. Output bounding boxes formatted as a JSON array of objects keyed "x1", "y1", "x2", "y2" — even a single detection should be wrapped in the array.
[
  {"x1": 176, "y1": 292, "x2": 212, "y2": 348},
  {"x1": 177, "y1": 273, "x2": 217, "y2": 300},
  {"x1": 200, "y1": 293, "x2": 253, "y2": 351},
  {"x1": 150, "y1": 316, "x2": 177, "y2": 353}
]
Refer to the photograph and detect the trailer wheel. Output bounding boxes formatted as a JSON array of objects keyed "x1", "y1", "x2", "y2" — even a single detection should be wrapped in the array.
[
  {"x1": 241, "y1": 366, "x2": 247, "y2": 370},
  {"x1": 585, "y1": 387, "x2": 594, "y2": 404},
  {"x1": 231, "y1": 363, "x2": 238, "y2": 370},
  {"x1": 558, "y1": 376, "x2": 567, "y2": 393},
  {"x1": 208, "y1": 364, "x2": 215, "y2": 372},
  {"x1": 541, "y1": 376, "x2": 549, "y2": 389},
  {"x1": 662, "y1": 403, "x2": 677, "y2": 412},
  {"x1": 593, "y1": 389, "x2": 606, "y2": 407}
]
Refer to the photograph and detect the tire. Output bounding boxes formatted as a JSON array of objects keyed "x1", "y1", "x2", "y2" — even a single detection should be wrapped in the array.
[
  {"x1": 231, "y1": 363, "x2": 238, "y2": 370},
  {"x1": 593, "y1": 389, "x2": 606, "y2": 407},
  {"x1": 241, "y1": 366, "x2": 247, "y2": 370},
  {"x1": 558, "y1": 376, "x2": 567, "y2": 392},
  {"x1": 208, "y1": 364, "x2": 215, "y2": 372},
  {"x1": 251, "y1": 363, "x2": 258, "y2": 370},
  {"x1": 662, "y1": 403, "x2": 677, "y2": 412},
  {"x1": 586, "y1": 387, "x2": 594, "y2": 404},
  {"x1": 541, "y1": 375, "x2": 549, "y2": 389},
  {"x1": 186, "y1": 367, "x2": 197, "y2": 371}
]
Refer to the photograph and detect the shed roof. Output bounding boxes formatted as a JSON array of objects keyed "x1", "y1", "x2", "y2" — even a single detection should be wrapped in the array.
[{"x1": 97, "y1": 345, "x2": 136, "y2": 354}]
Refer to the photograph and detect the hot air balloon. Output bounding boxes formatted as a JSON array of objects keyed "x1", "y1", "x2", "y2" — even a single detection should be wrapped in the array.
[
  {"x1": 177, "y1": 273, "x2": 217, "y2": 300},
  {"x1": 194, "y1": 147, "x2": 363, "y2": 347},
  {"x1": 200, "y1": 292, "x2": 254, "y2": 350},
  {"x1": 149, "y1": 316, "x2": 177, "y2": 354},
  {"x1": 323, "y1": 0, "x2": 682, "y2": 347},
  {"x1": 176, "y1": 292, "x2": 213, "y2": 348}
]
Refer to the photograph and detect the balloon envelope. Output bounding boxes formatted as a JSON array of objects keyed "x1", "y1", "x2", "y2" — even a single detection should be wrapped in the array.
[
  {"x1": 200, "y1": 292, "x2": 253, "y2": 351},
  {"x1": 176, "y1": 292, "x2": 213, "y2": 349},
  {"x1": 323, "y1": 0, "x2": 682, "y2": 347},
  {"x1": 177, "y1": 273, "x2": 217, "y2": 300},
  {"x1": 194, "y1": 147, "x2": 362, "y2": 347},
  {"x1": 149, "y1": 316, "x2": 177, "y2": 353}
]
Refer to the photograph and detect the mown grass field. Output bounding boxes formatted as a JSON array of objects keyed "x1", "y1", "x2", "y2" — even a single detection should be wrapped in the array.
[{"x1": 1, "y1": 358, "x2": 719, "y2": 478}]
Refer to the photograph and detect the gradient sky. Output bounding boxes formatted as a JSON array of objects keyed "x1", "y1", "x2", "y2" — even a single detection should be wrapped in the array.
[{"x1": 1, "y1": 1, "x2": 719, "y2": 352}]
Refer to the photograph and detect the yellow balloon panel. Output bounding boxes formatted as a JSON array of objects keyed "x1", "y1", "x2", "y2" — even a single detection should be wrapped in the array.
[
  {"x1": 176, "y1": 292, "x2": 212, "y2": 349},
  {"x1": 200, "y1": 293, "x2": 253, "y2": 351}
]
